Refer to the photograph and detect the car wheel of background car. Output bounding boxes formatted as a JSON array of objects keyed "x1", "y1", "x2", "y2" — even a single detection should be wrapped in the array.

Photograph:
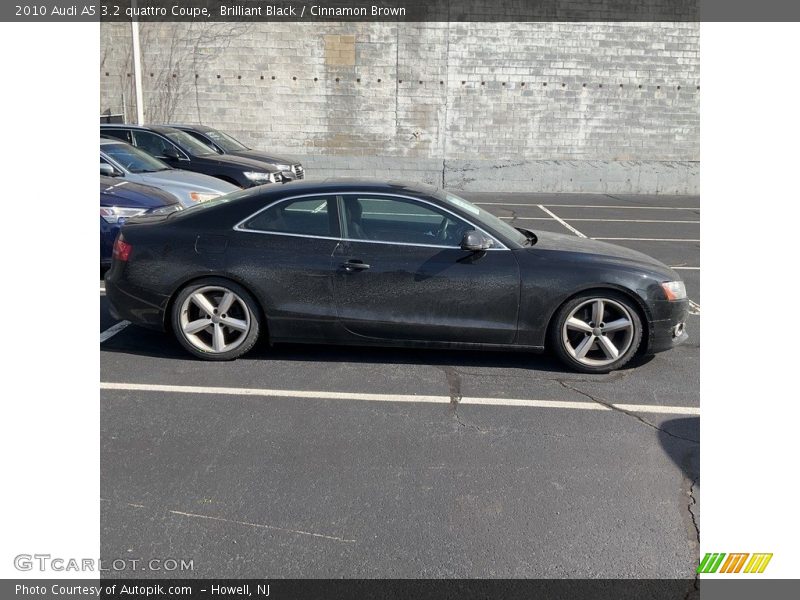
[
  {"x1": 171, "y1": 278, "x2": 261, "y2": 361},
  {"x1": 549, "y1": 291, "x2": 643, "y2": 374}
]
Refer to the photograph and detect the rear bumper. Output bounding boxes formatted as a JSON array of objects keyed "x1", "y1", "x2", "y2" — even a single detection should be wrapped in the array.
[
  {"x1": 645, "y1": 299, "x2": 690, "y2": 354},
  {"x1": 105, "y1": 263, "x2": 170, "y2": 331}
]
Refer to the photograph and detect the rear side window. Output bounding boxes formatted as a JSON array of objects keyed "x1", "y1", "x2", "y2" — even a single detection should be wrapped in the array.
[
  {"x1": 242, "y1": 196, "x2": 337, "y2": 238},
  {"x1": 101, "y1": 128, "x2": 132, "y2": 143}
]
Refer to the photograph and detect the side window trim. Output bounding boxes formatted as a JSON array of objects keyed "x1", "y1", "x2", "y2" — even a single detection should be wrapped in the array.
[{"x1": 233, "y1": 192, "x2": 508, "y2": 250}]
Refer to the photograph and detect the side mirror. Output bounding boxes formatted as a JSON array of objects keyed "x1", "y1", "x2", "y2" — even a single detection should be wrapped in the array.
[
  {"x1": 460, "y1": 230, "x2": 493, "y2": 251},
  {"x1": 100, "y1": 163, "x2": 116, "y2": 176},
  {"x1": 162, "y1": 147, "x2": 181, "y2": 160}
]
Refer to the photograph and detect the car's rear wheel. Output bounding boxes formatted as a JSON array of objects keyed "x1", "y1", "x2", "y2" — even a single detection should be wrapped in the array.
[
  {"x1": 550, "y1": 291, "x2": 643, "y2": 373},
  {"x1": 171, "y1": 278, "x2": 260, "y2": 360}
]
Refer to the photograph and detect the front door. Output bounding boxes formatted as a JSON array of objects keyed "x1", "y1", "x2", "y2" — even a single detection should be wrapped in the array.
[{"x1": 332, "y1": 194, "x2": 520, "y2": 344}]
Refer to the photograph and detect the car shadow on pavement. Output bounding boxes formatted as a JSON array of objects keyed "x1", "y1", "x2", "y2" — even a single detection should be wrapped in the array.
[
  {"x1": 658, "y1": 417, "x2": 700, "y2": 540},
  {"x1": 658, "y1": 417, "x2": 700, "y2": 481},
  {"x1": 101, "y1": 324, "x2": 655, "y2": 375}
]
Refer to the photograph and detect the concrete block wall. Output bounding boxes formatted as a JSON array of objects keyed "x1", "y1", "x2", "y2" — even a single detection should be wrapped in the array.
[{"x1": 100, "y1": 21, "x2": 699, "y2": 193}]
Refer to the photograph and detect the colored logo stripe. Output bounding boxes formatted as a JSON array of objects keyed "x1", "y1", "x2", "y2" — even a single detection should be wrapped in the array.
[
  {"x1": 697, "y1": 552, "x2": 773, "y2": 574},
  {"x1": 719, "y1": 553, "x2": 749, "y2": 573},
  {"x1": 744, "y1": 553, "x2": 773, "y2": 574},
  {"x1": 697, "y1": 553, "x2": 726, "y2": 573}
]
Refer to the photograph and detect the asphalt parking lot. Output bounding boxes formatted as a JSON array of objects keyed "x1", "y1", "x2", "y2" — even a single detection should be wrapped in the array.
[{"x1": 100, "y1": 192, "x2": 700, "y2": 578}]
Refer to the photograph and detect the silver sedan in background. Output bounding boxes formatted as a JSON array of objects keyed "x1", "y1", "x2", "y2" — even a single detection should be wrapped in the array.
[{"x1": 100, "y1": 138, "x2": 238, "y2": 207}]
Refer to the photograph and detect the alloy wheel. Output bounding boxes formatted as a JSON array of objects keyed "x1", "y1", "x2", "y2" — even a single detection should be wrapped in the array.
[
  {"x1": 179, "y1": 286, "x2": 252, "y2": 354},
  {"x1": 561, "y1": 298, "x2": 635, "y2": 367}
]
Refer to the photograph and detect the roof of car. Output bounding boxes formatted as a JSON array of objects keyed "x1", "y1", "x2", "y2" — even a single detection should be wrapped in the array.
[
  {"x1": 258, "y1": 177, "x2": 442, "y2": 197},
  {"x1": 100, "y1": 123, "x2": 184, "y2": 135},
  {"x1": 168, "y1": 124, "x2": 215, "y2": 133}
]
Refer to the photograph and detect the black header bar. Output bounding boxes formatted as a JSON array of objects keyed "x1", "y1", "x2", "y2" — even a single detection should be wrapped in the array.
[{"x1": 4, "y1": 1, "x2": 798, "y2": 23}]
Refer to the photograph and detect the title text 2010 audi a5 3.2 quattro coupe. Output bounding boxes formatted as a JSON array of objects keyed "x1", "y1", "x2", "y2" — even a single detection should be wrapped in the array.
[{"x1": 105, "y1": 180, "x2": 689, "y2": 373}]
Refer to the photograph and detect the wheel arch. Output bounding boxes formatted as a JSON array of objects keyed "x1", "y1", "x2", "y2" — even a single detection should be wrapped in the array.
[
  {"x1": 163, "y1": 273, "x2": 269, "y2": 339},
  {"x1": 544, "y1": 284, "x2": 652, "y2": 354}
]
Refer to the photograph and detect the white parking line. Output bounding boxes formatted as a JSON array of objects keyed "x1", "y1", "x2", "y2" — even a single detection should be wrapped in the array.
[
  {"x1": 671, "y1": 266, "x2": 700, "y2": 270},
  {"x1": 475, "y1": 203, "x2": 700, "y2": 211},
  {"x1": 99, "y1": 382, "x2": 699, "y2": 416},
  {"x1": 100, "y1": 321, "x2": 130, "y2": 343},
  {"x1": 614, "y1": 403, "x2": 699, "y2": 415},
  {"x1": 569, "y1": 218, "x2": 699, "y2": 223},
  {"x1": 593, "y1": 237, "x2": 700, "y2": 242},
  {"x1": 499, "y1": 217, "x2": 699, "y2": 224},
  {"x1": 537, "y1": 205, "x2": 587, "y2": 238}
]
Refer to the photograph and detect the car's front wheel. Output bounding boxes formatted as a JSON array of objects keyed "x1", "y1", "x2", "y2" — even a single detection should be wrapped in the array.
[
  {"x1": 550, "y1": 291, "x2": 643, "y2": 373},
  {"x1": 171, "y1": 278, "x2": 261, "y2": 360}
]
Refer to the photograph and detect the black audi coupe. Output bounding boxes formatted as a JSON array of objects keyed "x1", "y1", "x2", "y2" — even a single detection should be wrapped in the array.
[{"x1": 105, "y1": 180, "x2": 688, "y2": 373}]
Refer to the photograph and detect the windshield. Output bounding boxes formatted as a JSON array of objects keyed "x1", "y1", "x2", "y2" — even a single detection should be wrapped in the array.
[
  {"x1": 204, "y1": 130, "x2": 249, "y2": 152},
  {"x1": 166, "y1": 131, "x2": 217, "y2": 156},
  {"x1": 438, "y1": 192, "x2": 529, "y2": 247},
  {"x1": 103, "y1": 143, "x2": 170, "y2": 173}
]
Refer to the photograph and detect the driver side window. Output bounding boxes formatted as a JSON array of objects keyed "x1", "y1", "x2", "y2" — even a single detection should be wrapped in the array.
[{"x1": 341, "y1": 195, "x2": 472, "y2": 247}]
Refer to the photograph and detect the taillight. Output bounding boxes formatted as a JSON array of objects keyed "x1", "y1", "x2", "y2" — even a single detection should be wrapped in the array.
[{"x1": 112, "y1": 235, "x2": 132, "y2": 262}]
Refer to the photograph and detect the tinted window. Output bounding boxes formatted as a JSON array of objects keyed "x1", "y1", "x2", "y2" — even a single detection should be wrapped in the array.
[
  {"x1": 202, "y1": 130, "x2": 249, "y2": 152},
  {"x1": 101, "y1": 128, "x2": 132, "y2": 143},
  {"x1": 438, "y1": 191, "x2": 526, "y2": 247},
  {"x1": 165, "y1": 131, "x2": 217, "y2": 156},
  {"x1": 130, "y1": 131, "x2": 178, "y2": 158},
  {"x1": 243, "y1": 196, "x2": 336, "y2": 237},
  {"x1": 342, "y1": 195, "x2": 477, "y2": 247}
]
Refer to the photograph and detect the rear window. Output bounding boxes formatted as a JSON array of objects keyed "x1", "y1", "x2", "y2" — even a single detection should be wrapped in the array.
[{"x1": 242, "y1": 196, "x2": 336, "y2": 237}]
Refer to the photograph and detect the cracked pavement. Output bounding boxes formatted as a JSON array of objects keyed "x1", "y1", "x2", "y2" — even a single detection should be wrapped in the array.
[{"x1": 100, "y1": 193, "x2": 699, "y2": 578}]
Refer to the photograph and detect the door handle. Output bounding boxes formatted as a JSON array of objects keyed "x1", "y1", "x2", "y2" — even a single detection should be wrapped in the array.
[{"x1": 342, "y1": 260, "x2": 370, "y2": 271}]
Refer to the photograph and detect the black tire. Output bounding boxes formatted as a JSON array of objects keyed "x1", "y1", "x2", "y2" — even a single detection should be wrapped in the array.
[
  {"x1": 548, "y1": 290, "x2": 643, "y2": 374},
  {"x1": 171, "y1": 277, "x2": 261, "y2": 361}
]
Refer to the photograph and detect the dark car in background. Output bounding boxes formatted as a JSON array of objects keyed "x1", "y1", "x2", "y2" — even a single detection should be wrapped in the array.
[
  {"x1": 169, "y1": 124, "x2": 305, "y2": 180},
  {"x1": 100, "y1": 124, "x2": 294, "y2": 188},
  {"x1": 105, "y1": 179, "x2": 689, "y2": 372},
  {"x1": 100, "y1": 176, "x2": 181, "y2": 268}
]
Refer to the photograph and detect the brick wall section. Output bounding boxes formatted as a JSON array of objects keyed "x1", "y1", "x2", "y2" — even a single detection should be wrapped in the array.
[{"x1": 100, "y1": 22, "x2": 699, "y2": 193}]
